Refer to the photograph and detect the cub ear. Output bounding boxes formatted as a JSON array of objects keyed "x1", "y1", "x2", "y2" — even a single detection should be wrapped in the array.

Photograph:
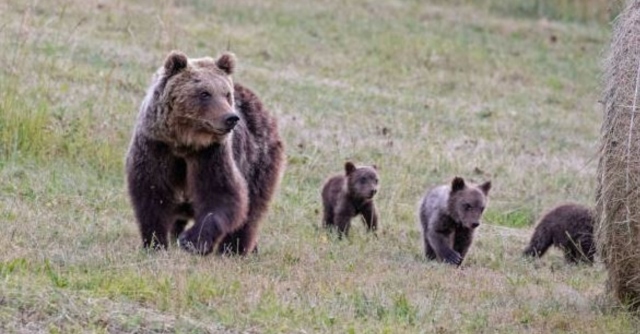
[
  {"x1": 164, "y1": 50, "x2": 188, "y2": 77},
  {"x1": 371, "y1": 164, "x2": 378, "y2": 170},
  {"x1": 479, "y1": 181, "x2": 491, "y2": 195},
  {"x1": 345, "y1": 162, "x2": 356, "y2": 175},
  {"x1": 216, "y1": 52, "x2": 236, "y2": 75},
  {"x1": 451, "y1": 177, "x2": 466, "y2": 193}
]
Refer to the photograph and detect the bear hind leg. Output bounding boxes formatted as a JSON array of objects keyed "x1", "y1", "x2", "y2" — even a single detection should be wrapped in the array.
[
  {"x1": 564, "y1": 237, "x2": 594, "y2": 264},
  {"x1": 170, "y1": 203, "x2": 193, "y2": 243},
  {"x1": 563, "y1": 247, "x2": 581, "y2": 264},
  {"x1": 171, "y1": 219, "x2": 189, "y2": 243}
]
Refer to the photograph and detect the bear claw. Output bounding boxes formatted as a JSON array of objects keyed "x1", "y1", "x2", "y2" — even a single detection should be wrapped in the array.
[{"x1": 444, "y1": 251, "x2": 463, "y2": 266}]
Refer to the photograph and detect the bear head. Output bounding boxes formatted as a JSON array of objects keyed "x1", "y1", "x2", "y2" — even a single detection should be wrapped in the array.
[
  {"x1": 344, "y1": 161, "x2": 379, "y2": 201},
  {"x1": 156, "y1": 50, "x2": 240, "y2": 149},
  {"x1": 447, "y1": 177, "x2": 491, "y2": 230}
]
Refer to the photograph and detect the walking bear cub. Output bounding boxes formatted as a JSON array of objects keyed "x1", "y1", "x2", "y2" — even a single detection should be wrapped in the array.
[
  {"x1": 419, "y1": 177, "x2": 491, "y2": 266},
  {"x1": 126, "y1": 50, "x2": 284, "y2": 256},
  {"x1": 321, "y1": 162, "x2": 379, "y2": 237},
  {"x1": 523, "y1": 203, "x2": 595, "y2": 264}
]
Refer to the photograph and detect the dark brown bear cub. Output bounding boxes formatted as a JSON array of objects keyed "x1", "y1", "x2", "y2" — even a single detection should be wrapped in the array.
[
  {"x1": 321, "y1": 162, "x2": 379, "y2": 237},
  {"x1": 523, "y1": 203, "x2": 595, "y2": 264},
  {"x1": 126, "y1": 50, "x2": 284, "y2": 256},
  {"x1": 419, "y1": 177, "x2": 491, "y2": 266}
]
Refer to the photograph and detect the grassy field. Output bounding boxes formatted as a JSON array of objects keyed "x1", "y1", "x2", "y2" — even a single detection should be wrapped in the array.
[{"x1": 0, "y1": 0, "x2": 637, "y2": 332}]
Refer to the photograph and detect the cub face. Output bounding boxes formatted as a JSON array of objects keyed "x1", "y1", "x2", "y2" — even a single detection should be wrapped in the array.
[
  {"x1": 344, "y1": 162, "x2": 379, "y2": 200},
  {"x1": 448, "y1": 177, "x2": 491, "y2": 230}
]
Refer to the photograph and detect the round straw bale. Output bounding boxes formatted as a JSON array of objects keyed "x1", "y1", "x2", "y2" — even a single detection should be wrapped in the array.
[{"x1": 596, "y1": 0, "x2": 640, "y2": 310}]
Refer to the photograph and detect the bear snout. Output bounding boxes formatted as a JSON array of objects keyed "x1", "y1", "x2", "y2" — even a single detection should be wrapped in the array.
[
  {"x1": 471, "y1": 221, "x2": 480, "y2": 229},
  {"x1": 224, "y1": 114, "x2": 240, "y2": 131},
  {"x1": 370, "y1": 188, "x2": 378, "y2": 198}
]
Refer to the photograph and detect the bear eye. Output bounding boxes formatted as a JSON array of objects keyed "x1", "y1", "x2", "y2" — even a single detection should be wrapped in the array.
[
  {"x1": 225, "y1": 92, "x2": 232, "y2": 102},
  {"x1": 199, "y1": 91, "x2": 212, "y2": 100},
  {"x1": 463, "y1": 203, "x2": 472, "y2": 211}
]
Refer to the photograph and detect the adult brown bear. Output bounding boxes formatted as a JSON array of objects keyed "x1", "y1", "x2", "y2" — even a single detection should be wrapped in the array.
[{"x1": 126, "y1": 50, "x2": 284, "y2": 255}]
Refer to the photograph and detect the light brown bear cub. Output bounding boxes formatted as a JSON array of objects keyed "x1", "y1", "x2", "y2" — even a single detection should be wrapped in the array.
[
  {"x1": 419, "y1": 177, "x2": 491, "y2": 266},
  {"x1": 321, "y1": 162, "x2": 379, "y2": 237},
  {"x1": 523, "y1": 203, "x2": 595, "y2": 264}
]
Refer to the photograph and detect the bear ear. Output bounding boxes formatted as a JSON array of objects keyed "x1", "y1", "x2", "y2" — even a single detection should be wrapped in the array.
[
  {"x1": 215, "y1": 52, "x2": 236, "y2": 75},
  {"x1": 451, "y1": 177, "x2": 466, "y2": 193},
  {"x1": 345, "y1": 162, "x2": 356, "y2": 175},
  {"x1": 164, "y1": 50, "x2": 188, "y2": 77},
  {"x1": 371, "y1": 164, "x2": 378, "y2": 170},
  {"x1": 479, "y1": 181, "x2": 491, "y2": 195}
]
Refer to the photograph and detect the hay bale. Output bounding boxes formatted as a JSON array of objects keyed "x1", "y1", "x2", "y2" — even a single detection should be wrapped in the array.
[{"x1": 596, "y1": 0, "x2": 640, "y2": 309}]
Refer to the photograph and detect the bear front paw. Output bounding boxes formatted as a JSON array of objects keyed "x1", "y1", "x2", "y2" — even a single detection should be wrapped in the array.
[
  {"x1": 177, "y1": 231, "x2": 214, "y2": 255},
  {"x1": 443, "y1": 251, "x2": 463, "y2": 266}
]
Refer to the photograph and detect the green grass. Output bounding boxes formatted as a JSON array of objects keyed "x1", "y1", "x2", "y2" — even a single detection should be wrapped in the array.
[
  {"x1": 432, "y1": 0, "x2": 621, "y2": 23},
  {"x1": 1, "y1": 0, "x2": 638, "y2": 332}
]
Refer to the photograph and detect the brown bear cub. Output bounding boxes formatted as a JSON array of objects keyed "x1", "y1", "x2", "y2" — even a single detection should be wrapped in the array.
[
  {"x1": 419, "y1": 177, "x2": 491, "y2": 266},
  {"x1": 126, "y1": 50, "x2": 284, "y2": 256},
  {"x1": 321, "y1": 162, "x2": 379, "y2": 237},
  {"x1": 523, "y1": 203, "x2": 595, "y2": 264}
]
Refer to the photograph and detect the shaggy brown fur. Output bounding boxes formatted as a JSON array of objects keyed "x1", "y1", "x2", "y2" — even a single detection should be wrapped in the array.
[
  {"x1": 419, "y1": 177, "x2": 491, "y2": 266},
  {"x1": 321, "y1": 162, "x2": 379, "y2": 238},
  {"x1": 523, "y1": 203, "x2": 595, "y2": 264},
  {"x1": 126, "y1": 50, "x2": 285, "y2": 255}
]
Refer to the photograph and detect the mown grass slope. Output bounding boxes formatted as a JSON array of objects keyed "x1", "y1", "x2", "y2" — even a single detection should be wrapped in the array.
[{"x1": 1, "y1": 0, "x2": 636, "y2": 332}]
